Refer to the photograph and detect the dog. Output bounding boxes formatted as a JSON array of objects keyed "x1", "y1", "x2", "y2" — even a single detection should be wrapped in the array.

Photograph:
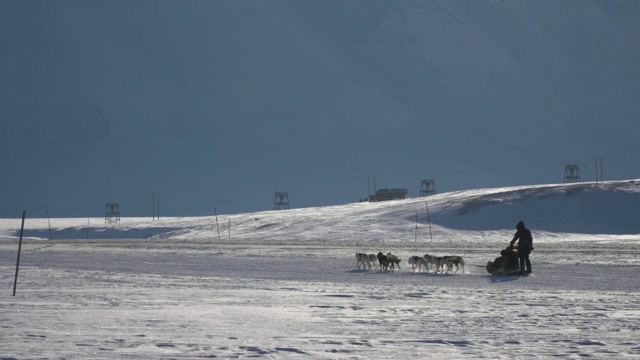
[
  {"x1": 433, "y1": 256, "x2": 447, "y2": 273},
  {"x1": 386, "y1": 253, "x2": 401, "y2": 270},
  {"x1": 376, "y1": 252, "x2": 390, "y2": 271},
  {"x1": 443, "y1": 255, "x2": 465, "y2": 274},
  {"x1": 408, "y1": 255, "x2": 428, "y2": 272},
  {"x1": 435, "y1": 255, "x2": 465, "y2": 274},
  {"x1": 422, "y1": 254, "x2": 438, "y2": 271},
  {"x1": 355, "y1": 252, "x2": 371, "y2": 269},
  {"x1": 367, "y1": 253, "x2": 379, "y2": 269}
]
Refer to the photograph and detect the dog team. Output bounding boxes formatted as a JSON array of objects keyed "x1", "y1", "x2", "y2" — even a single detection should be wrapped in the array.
[
  {"x1": 356, "y1": 252, "x2": 465, "y2": 274},
  {"x1": 355, "y1": 252, "x2": 400, "y2": 271}
]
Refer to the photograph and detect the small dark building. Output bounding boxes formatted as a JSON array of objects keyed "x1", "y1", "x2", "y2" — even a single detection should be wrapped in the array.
[{"x1": 369, "y1": 188, "x2": 408, "y2": 202}]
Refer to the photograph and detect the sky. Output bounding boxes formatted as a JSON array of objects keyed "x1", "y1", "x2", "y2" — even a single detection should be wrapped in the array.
[
  {"x1": 1, "y1": 180, "x2": 639, "y2": 358},
  {"x1": 2, "y1": 0, "x2": 640, "y2": 218}
]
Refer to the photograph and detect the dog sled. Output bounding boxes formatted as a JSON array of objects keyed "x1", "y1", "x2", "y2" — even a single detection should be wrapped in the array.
[{"x1": 486, "y1": 246, "x2": 521, "y2": 276}]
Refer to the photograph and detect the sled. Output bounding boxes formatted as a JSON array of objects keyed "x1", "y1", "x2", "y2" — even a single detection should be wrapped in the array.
[{"x1": 486, "y1": 246, "x2": 521, "y2": 276}]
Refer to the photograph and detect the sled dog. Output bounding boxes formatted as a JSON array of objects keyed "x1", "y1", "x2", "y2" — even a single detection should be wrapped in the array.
[
  {"x1": 355, "y1": 252, "x2": 371, "y2": 269},
  {"x1": 422, "y1": 254, "x2": 438, "y2": 271},
  {"x1": 377, "y1": 252, "x2": 390, "y2": 271},
  {"x1": 386, "y1": 253, "x2": 401, "y2": 270},
  {"x1": 436, "y1": 256, "x2": 465, "y2": 274},
  {"x1": 367, "y1": 253, "x2": 379, "y2": 269},
  {"x1": 408, "y1": 255, "x2": 428, "y2": 272}
]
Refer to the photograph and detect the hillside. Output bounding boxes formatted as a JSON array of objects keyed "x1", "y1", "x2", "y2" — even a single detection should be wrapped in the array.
[
  {"x1": 2, "y1": 0, "x2": 640, "y2": 217},
  {"x1": 2, "y1": 179, "x2": 639, "y2": 242}
]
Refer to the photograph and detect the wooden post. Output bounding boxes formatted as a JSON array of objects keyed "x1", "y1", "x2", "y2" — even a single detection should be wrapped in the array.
[
  {"x1": 47, "y1": 210, "x2": 53, "y2": 240},
  {"x1": 214, "y1": 207, "x2": 221, "y2": 241},
  {"x1": 414, "y1": 210, "x2": 418, "y2": 242},
  {"x1": 153, "y1": 194, "x2": 160, "y2": 220},
  {"x1": 425, "y1": 201, "x2": 433, "y2": 242},
  {"x1": 13, "y1": 211, "x2": 26, "y2": 296}
]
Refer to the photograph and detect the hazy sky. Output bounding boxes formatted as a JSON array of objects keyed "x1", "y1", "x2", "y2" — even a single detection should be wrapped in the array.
[{"x1": 2, "y1": 0, "x2": 640, "y2": 217}]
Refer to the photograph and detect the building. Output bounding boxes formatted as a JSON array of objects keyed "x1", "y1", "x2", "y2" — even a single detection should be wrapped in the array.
[{"x1": 369, "y1": 188, "x2": 408, "y2": 202}]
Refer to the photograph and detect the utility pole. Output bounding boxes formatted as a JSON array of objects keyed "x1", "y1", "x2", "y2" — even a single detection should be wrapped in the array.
[
  {"x1": 368, "y1": 175, "x2": 377, "y2": 201},
  {"x1": 152, "y1": 194, "x2": 160, "y2": 220},
  {"x1": 595, "y1": 158, "x2": 604, "y2": 183}
]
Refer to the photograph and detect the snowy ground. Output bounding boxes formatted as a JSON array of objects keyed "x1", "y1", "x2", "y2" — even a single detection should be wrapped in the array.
[{"x1": 1, "y1": 181, "x2": 640, "y2": 359}]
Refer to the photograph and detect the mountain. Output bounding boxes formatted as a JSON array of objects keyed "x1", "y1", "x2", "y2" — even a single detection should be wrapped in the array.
[{"x1": 2, "y1": 0, "x2": 640, "y2": 217}]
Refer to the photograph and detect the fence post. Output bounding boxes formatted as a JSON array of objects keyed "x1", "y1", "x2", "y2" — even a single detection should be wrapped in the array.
[
  {"x1": 13, "y1": 211, "x2": 26, "y2": 296},
  {"x1": 214, "y1": 207, "x2": 221, "y2": 241},
  {"x1": 425, "y1": 201, "x2": 433, "y2": 242}
]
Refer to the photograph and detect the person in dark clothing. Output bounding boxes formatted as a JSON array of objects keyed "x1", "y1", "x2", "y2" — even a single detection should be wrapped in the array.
[{"x1": 509, "y1": 221, "x2": 533, "y2": 274}]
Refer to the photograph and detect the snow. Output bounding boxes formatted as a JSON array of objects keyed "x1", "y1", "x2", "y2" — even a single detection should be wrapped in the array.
[{"x1": 2, "y1": 180, "x2": 640, "y2": 358}]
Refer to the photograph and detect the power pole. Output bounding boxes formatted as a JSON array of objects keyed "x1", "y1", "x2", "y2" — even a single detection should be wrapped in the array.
[
  {"x1": 368, "y1": 176, "x2": 378, "y2": 202},
  {"x1": 595, "y1": 158, "x2": 604, "y2": 183},
  {"x1": 152, "y1": 194, "x2": 160, "y2": 220}
]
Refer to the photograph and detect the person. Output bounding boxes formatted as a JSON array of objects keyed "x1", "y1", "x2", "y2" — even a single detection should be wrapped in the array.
[{"x1": 509, "y1": 221, "x2": 533, "y2": 274}]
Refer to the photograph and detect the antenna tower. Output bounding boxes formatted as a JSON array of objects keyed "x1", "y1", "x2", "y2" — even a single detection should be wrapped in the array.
[
  {"x1": 420, "y1": 179, "x2": 436, "y2": 196},
  {"x1": 105, "y1": 203, "x2": 121, "y2": 223},
  {"x1": 273, "y1": 192, "x2": 290, "y2": 210},
  {"x1": 563, "y1": 165, "x2": 581, "y2": 183}
]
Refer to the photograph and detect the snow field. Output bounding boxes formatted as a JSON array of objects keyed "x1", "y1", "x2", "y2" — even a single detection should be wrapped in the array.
[{"x1": 1, "y1": 240, "x2": 640, "y2": 359}]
